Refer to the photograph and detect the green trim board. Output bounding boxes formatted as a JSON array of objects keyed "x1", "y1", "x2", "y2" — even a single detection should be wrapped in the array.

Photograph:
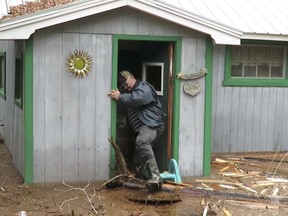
[
  {"x1": 223, "y1": 40, "x2": 288, "y2": 87},
  {"x1": 111, "y1": 34, "x2": 181, "y2": 176},
  {"x1": 203, "y1": 37, "x2": 213, "y2": 176},
  {"x1": 110, "y1": 36, "x2": 118, "y2": 177},
  {"x1": 0, "y1": 52, "x2": 6, "y2": 99},
  {"x1": 24, "y1": 37, "x2": 33, "y2": 183},
  {"x1": 171, "y1": 39, "x2": 181, "y2": 161}
]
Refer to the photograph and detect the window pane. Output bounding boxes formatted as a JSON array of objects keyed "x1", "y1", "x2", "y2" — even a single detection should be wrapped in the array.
[
  {"x1": 244, "y1": 46, "x2": 257, "y2": 61},
  {"x1": 231, "y1": 46, "x2": 243, "y2": 61},
  {"x1": 271, "y1": 47, "x2": 284, "y2": 62},
  {"x1": 231, "y1": 63, "x2": 242, "y2": 77},
  {"x1": 271, "y1": 64, "x2": 283, "y2": 77},
  {"x1": 146, "y1": 65, "x2": 162, "y2": 92},
  {"x1": 244, "y1": 63, "x2": 256, "y2": 77},
  {"x1": 258, "y1": 63, "x2": 270, "y2": 77},
  {"x1": 258, "y1": 47, "x2": 270, "y2": 62}
]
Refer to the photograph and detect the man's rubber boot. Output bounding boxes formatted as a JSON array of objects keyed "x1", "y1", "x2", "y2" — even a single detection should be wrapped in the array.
[
  {"x1": 135, "y1": 160, "x2": 150, "y2": 180},
  {"x1": 145, "y1": 158, "x2": 162, "y2": 190}
]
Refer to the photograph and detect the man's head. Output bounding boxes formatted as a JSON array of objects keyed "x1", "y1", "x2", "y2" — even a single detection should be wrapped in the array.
[{"x1": 120, "y1": 71, "x2": 136, "y2": 91}]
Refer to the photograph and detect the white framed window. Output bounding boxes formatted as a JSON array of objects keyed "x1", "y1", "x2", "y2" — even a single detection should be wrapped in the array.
[{"x1": 142, "y1": 62, "x2": 164, "y2": 96}]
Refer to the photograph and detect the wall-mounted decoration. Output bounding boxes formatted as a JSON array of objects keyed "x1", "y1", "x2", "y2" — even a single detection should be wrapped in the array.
[
  {"x1": 177, "y1": 68, "x2": 207, "y2": 80},
  {"x1": 177, "y1": 68, "x2": 207, "y2": 97},
  {"x1": 183, "y1": 81, "x2": 201, "y2": 96},
  {"x1": 66, "y1": 49, "x2": 93, "y2": 78}
]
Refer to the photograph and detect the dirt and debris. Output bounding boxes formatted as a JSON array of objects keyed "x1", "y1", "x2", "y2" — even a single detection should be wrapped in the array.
[
  {"x1": 1, "y1": 0, "x2": 76, "y2": 20},
  {"x1": 2, "y1": 138, "x2": 288, "y2": 215}
]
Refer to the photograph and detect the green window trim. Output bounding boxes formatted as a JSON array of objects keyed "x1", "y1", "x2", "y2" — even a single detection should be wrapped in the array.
[
  {"x1": 223, "y1": 41, "x2": 288, "y2": 87},
  {"x1": 14, "y1": 55, "x2": 23, "y2": 109},
  {"x1": 0, "y1": 52, "x2": 6, "y2": 99}
]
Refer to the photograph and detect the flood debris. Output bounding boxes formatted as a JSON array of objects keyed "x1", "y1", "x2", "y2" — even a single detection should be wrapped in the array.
[
  {"x1": 106, "y1": 138, "x2": 288, "y2": 212},
  {"x1": 188, "y1": 152, "x2": 288, "y2": 215}
]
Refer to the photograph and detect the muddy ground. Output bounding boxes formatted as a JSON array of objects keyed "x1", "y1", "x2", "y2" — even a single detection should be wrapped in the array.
[{"x1": 1, "y1": 140, "x2": 288, "y2": 216}]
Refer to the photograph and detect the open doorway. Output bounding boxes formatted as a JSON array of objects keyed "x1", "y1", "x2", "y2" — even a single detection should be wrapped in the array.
[{"x1": 115, "y1": 40, "x2": 174, "y2": 172}]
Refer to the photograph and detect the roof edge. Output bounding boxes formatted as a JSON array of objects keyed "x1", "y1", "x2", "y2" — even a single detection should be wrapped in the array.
[
  {"x1": 0, "y1": 0, "x2": 242, "y2": 44},
  {"x1": 242, "y1": 33, "x2": 288, "y2": 42},
  {"x1": 131, "y1": 0, "x2": 242, "y2": 44},
  {"x1": 0, "y1": 0, "x2": 127, "y2": 39}
]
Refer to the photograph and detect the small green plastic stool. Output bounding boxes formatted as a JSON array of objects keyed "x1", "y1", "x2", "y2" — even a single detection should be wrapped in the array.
[{"x1": 160, "y1": 159, "x2": 182, "y2": 183}]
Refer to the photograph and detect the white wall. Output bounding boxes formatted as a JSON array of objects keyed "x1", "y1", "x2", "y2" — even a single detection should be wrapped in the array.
[{"x1": 0, "y1": 40, "x2": 24, "y2": 176}]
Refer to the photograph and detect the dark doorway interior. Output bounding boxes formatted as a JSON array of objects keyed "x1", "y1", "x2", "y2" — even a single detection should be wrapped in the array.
[{"x1": 116, "y1": 40, "x2": 171, "y2": 172}]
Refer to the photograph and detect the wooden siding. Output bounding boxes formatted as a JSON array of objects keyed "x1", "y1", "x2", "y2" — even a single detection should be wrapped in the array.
[
  {"x1": 33, "y1": 32, "x2": 112, "y2": 182},
  {"x1": 32, "y1": 7, "x2": 207, "y2": 182},
  {"x1": 0, "y1": 40, "x2": 24, "y2": 176},
  {"x1": 212, "y1": 45, "x2": 288, "y2": 153},
  {"x1": 179, "y1": 37, "x2": 206, "y2": 177}
]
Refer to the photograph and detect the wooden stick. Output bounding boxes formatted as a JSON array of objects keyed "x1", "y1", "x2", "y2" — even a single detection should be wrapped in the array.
[{"x1": 108, "y1": 138, "x2": 129, "y2": 175}]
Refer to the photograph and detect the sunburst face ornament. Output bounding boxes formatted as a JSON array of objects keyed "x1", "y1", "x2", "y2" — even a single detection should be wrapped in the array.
[{"x1": 66, "y1": 49, "x2": 93, "y2": 78}]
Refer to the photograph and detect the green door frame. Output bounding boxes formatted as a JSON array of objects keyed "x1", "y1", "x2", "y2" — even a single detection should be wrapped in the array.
[
  {"x1": 204, "y1": 37, "x2": 213, "y2": 176},
  {"x1": 110, "y1": 34, "x2": 182, "y2": 176}
]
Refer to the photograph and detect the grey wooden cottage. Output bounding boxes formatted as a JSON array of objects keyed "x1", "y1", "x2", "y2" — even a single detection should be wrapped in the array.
[{"x1": 1, "y1": 0, "x2": 288, "y2": 183}]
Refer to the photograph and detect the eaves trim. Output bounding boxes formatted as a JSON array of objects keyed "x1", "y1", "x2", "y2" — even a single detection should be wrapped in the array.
[
  {"x1": 0, "y1": 0, "x2": 243, "y2": 44},
  {"x1": 242, "y1": 33, "x2": 288, "y2": 42}
]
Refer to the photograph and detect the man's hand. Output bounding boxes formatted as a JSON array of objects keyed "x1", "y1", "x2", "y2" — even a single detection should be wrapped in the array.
[{"x1": 107, "y1": 89, "x2": 120, "y2": 100}]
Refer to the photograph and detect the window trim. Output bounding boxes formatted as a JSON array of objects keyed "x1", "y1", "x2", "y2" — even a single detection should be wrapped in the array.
[
  {"x1": 142, "y1": 62, "x2": 164, "y2": 96},
  {"x1": 0, "y1": 52, "x2": 6, "y2": 99},
  {"x1": 223, "y1": 41, "x2": 288, "y2": 87}
]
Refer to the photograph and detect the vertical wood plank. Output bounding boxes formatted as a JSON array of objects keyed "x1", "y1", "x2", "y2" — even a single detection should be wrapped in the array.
[
  {"x1": 266, "y1": 88, "x2": 277, "y2": 151},
  {"x1": 229, "y1": 87, "x2": 240, "y2": 152},
  {"x1": 259, "y1": 88, "x2": 269, "y2": 150},
  {"x1": 194, "y1": 38, "x2": 206, "y2": 175},
  {"x1": 44, "y1": 32, "x2": 63, "y2": 182},
  {"x1": 179, "y1": 37, "x2": 197, "y2": 176},
  {"x1": 251, "y1": 87, "x2": 262, "y2": 151},
  {"x1": 281, "y1": 88, "x2": 288, "y2": 149},
  {"x1": 94, "y1": 35, "x2": 112, "y2": 180},
  {"x1": 62, "y1": 33, "x2": 80, "y2": 181},
  {"x1": 212, "y1": 45, "x2": 225, "y2": 152},
  {"x1": 33, "y1": 33, "x2": 46, "y2": 182},
  {"x1": 222, "y1": 87, "x2": 232, "y2": 151},
  {"x1": 273, "y1": 88, "x2": 284, "y2": 150},
  {"x1": 244, "y1": 88, "x2": 255, "y2": 151},
  {"x1": 78, "y1": 34, "x2": 97, "y2": 181},
  {"x1": 236, "y1": 87, "x2": 248, "y2": 151}
]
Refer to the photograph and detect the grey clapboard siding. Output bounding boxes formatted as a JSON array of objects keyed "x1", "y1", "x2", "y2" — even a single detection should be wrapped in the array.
[
  {"x1": 32, "y1": 7, "x2": 207, "y2": 182},
  {"x1": 179, "y1": 37, "x2": 206, "y2": 177},
  {"x1": 33, "y1": 31, "x2": 112, "y2": 182},
  {"x1": 212, "y1": 45, "x2": 288, "y2": 153},
  {"x1": 0, "y1": 40, "x2": 24, "y2": 176}
]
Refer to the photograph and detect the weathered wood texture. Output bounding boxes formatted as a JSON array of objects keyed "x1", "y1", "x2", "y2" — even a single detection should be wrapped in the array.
[
  {"x1": 0, "y1": 40, "x2": 24, "y2": 176},
  {"x1": 33, "y1": 32, "x2": 112, "y2": 182},
  {"x1": 179, "y1": 38, "x2": 206, "y2": 177},
  {"x1": 212, "y1": 45, "x2": 288, "y2": 153},
  {"x1": 32, "y1": 7, "x2": 206, "y2": 182}
]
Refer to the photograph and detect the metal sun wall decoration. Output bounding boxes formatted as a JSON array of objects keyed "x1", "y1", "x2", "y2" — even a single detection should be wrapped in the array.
[{"x1": 66, "y1": 49, "x2": 93, "y2": 78}]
